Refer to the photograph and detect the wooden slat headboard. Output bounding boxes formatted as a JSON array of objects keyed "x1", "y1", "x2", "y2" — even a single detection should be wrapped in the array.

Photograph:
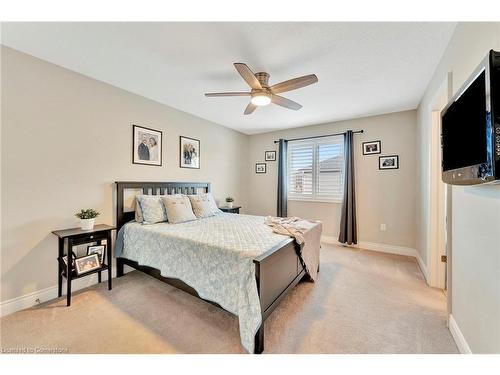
[{"x1": 115, "y1": 181, "x2": 211, "y2": 230}]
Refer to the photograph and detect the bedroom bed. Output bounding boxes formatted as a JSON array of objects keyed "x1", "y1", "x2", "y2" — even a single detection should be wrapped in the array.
[{"x1": 115, "y1": 181, "x2": 321, "y2": 353}]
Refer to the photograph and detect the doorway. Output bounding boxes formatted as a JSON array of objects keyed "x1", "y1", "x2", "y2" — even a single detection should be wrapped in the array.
[
  {"x1": 428, "y1": 72, "x2": 453, "y2": 294},
  {"x1": 430, "y1": 110, "x2": 447, "y2": 290}
]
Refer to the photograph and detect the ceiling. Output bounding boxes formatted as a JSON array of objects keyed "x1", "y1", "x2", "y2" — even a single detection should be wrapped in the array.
[{"x1": 1, "y1": 22, "x2": 456, "y2": 134}]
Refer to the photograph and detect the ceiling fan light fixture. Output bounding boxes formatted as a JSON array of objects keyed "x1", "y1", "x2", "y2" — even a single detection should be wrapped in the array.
[
  {"x1": 251, "y1": 93, "x2": 271, "y2": 106},
  {"x1": 205, "y1": 63, "x2": 318, "y2": 114}
]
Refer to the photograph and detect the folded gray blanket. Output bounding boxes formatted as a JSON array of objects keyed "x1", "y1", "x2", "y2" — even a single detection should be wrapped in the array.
[{"x1": 264, "y1": 216, "x2": 322, "y2": 280}]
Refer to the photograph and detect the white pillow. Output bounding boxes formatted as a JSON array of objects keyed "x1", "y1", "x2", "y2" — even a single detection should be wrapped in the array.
[
  {"x1": 161, "y1": 194, "x2": 197, "y2": 224},
  {"x1": 188, "y1": 193, "x2": 222, "y2": 218},
  {"x1": 136, "y1": 195, "x2": 167, "y2": 225}
]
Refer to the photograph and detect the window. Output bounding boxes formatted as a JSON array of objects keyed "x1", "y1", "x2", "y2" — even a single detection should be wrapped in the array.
[{"x1": 288, "y1": 136, "x2": 344, "y2": 202}]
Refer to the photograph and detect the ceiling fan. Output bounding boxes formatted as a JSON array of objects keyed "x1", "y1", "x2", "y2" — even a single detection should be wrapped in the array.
[{"x1": 205, "y1": 63, "x2": 318, "y2": 115}]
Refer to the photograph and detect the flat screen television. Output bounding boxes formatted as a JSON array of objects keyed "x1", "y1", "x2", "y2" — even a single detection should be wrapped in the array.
[{"x1": 441, "y1": 50, "x2": 500, "y2": 185}]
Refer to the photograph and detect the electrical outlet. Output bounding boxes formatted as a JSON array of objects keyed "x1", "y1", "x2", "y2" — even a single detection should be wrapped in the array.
[{"x1": 380, "y1": 224, "x2": 387, "y2": 231}]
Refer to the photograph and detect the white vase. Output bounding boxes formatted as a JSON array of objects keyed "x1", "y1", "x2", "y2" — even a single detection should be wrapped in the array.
[
  {"x1": 80, "y1": 218, "x2": 95, "y2": 230},
  {"x1": 227, "y1": 202, "x2": 233, "y2": 208}
]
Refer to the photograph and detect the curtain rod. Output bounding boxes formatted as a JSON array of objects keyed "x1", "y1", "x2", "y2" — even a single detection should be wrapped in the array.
[{"x1": 273, "y1": 130, "x2": 363, "y2": 144}]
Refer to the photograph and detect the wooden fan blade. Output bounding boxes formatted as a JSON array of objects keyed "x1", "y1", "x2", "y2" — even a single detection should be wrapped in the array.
[
  {"x1": 270, "y1": 74, "x2": 318, "y2": 94},
  {"x1": 272, "y1": 95, "x2": 302, "y2": 110},
  {"x1": 234, "y1": 63, "x2": 262, "y2": 90},
  {"x1": 244, "y1": 102, "x2": 257, "y2": 115},
  {"x1": 205, "y1": 92, "x2": 250, "y2": 97}
]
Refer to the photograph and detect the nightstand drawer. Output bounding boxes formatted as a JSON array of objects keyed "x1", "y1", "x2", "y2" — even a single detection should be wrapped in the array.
[
  {"x1": 219, "y1": 206, "x2": 241, "y2": 214},
  {"x1": 71, "y1": 230, "x2": 108, "y2": 245}
]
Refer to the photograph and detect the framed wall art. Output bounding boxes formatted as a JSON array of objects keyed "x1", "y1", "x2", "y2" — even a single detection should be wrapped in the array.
[
  {"x1": 179, "y1": 136, "x2": 200, "y2": 169},
  {"x1": 265, "y1": 150, "x2": 276, "y2": 161},
  {"x1": 379, "y1": 155, "x2": 399, "y2": 170},
  {"x1": 133, "y1": 125, "x2": 162, "y2": 166},
  {"x1": 255, "y1": 163, "x2": 267, "y2": 174},
  {"x1": 362, "y1": 140, "x2": 381, "y2": 155}
]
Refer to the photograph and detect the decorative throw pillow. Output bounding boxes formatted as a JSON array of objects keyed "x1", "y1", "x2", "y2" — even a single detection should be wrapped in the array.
[
  {"x1": 136, "y1": 195, "x2": 167, "y2": 224},
  {"x1": 135, "y1": 197, "x2": 144, "y2": 223},
  {"x1": 161, "y1": 194, "x2": 197, "y2": 224},
  {"x1": 188, "y1": 193, "x2": 222, "y2": 218}
]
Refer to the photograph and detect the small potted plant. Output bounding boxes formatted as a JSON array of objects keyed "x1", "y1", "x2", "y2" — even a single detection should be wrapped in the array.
[
  {"x1": 75, "y1": 209, "x2": 100, "y2": 230},
  {"x1": 225, "y1": 197, "x2": 234, "y2": 209}
]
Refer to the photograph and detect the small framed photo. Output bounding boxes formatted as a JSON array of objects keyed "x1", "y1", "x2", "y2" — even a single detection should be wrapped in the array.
[
  {"x1": 61, "y1": 251, "x2": 77, "y2": 269},
  {"x1": 264, "y1": 151, "x2": 276, "y2": 161},
  {"x1": 133, "y1": 125, "x2": 162, "y2": 166},
  {"x1": 379, "y1": 155, "x2": 399, "y2": 170},
  {"x1": 87, "y1": 245, "x2": 106, "y2": 265},
  {"x1": 180, "y1": 136, "x2": 200, "y2": 169},
  {"x1": 255, "y1": 163, "x2": 267, "y2": 174},
  {"x1": 363, "y1": 141, "x2": 381, "y2": 155},
  {"x1": 75, "y1": 254, "x2": 101, "y2": 275}
]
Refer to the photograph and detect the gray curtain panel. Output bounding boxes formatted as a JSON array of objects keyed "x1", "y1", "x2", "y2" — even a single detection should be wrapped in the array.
[
  {"x1": 338, "y1": 130, "x2": 357, "y2": 244},
  {"x1": 277, "y1": 139, "x2": 288, "y2": 217}
]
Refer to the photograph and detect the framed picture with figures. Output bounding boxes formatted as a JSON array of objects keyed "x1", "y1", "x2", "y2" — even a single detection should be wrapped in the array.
[
  {"x1": 132, "y1": 125, "x2": 162, "y2": 166},
  {"x1": 255, "y1": 163, "x2": 267, "y2": 174},
  {"x1": 87, "y1": 245, "x2": 106, "y2": 265},
  {"x1": 362, "y1": 140, "x2": 381, "y2": 155},
  {"x1": 265, "y1": 150, "x2": 276, "y2": 161},
  {"x1": 379, "y1": 155, "x2": 399, "y2": 170},
  {"x1": 75, "y1": 254, "x2": 101, "y2": 275},
  {"x1": 179, "y1": 136, "x2": 200, "y2": 169}
]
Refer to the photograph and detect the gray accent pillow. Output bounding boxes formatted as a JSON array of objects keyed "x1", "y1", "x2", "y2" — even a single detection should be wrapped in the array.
[
  {"x1": 161, "y1": 194, "x2": 197, "y2": 224},
  {"x1": 135, "y1": 198, "x2": 144, "y2": 223},
  {"x1": 188, "y1": 193, "x2": 222, "y2": 218},
  {"x1": 136, "y1": 195, "x2": 167, "y2": 225}
]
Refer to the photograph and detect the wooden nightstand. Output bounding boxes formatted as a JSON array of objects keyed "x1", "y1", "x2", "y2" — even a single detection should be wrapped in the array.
[
  {"x1": 52, "y1": 224, "x2": 115, "y2": 306},
  {"x1": 219, "y1": 206, "x2": 241, "y2": 214}
]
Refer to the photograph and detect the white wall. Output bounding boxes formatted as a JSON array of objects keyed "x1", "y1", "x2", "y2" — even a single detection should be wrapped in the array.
[
  {"x1": 0, "y1": 46, "x2": 249, "y2": 303},
  {"x1": 416, "y1": 22, "x2": 500, "y2": 353},
  {"x1": 246, "y1": 110, "x2": 417, "y2": 249}
]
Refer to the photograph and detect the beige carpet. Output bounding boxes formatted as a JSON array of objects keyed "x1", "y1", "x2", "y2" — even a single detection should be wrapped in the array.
[{"x1": 0, "y1": 243, "x2": 458, "y2": 354}]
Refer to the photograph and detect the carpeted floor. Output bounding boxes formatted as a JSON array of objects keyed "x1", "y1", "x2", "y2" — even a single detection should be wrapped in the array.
[{"x1": 0, "y1": 243, "x2": 458, "y2": 354}]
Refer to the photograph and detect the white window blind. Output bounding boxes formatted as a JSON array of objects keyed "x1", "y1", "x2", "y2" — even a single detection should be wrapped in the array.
[{"x1": 288, "y1": 135, "x2": 344, "y2": 202}]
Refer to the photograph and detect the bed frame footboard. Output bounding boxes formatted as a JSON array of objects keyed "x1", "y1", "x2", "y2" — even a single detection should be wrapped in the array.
[{"x1": 253, "y1": 240, "x2": 306, "y2": 353}]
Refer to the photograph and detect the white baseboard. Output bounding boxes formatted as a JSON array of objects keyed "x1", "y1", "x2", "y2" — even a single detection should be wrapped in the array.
[
  {"x1": 320, "y1": 235, "x2": 337, "y2": 244},
  {"x1": 322, "y1": 236, "x2": 418, "y2": 257},
  {"x1": 0, "y1": 265, "x2": 133, "y2": 318},
  {"x1": 449, "y1": 314, "x2": 472, "y2": 354},
  {"x1": 0, "y1": 284, "x2": 59, "y2": 318},
  {"x1": 415, "y1": 251, "x2": 429, "y2": 283}
]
